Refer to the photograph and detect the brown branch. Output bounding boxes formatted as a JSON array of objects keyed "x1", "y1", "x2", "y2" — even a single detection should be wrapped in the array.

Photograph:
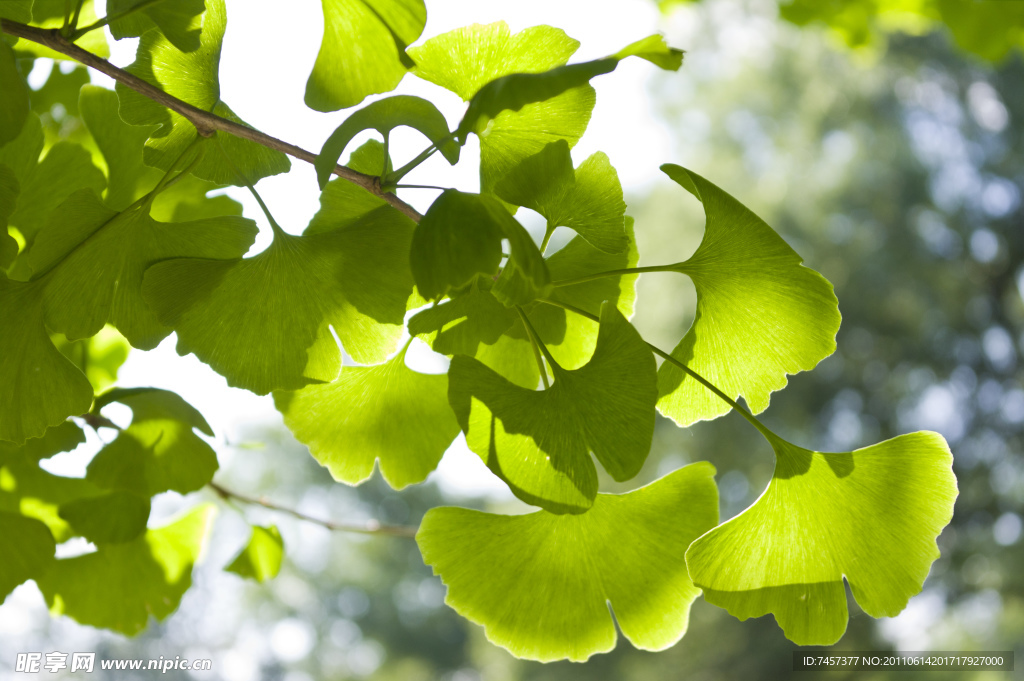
[
  {"x1": 208, "y1": 482, "x2": 419, "y2": 539},
  {"x1": 0, "y1": 19, "x2": 423, "y2": 222}
]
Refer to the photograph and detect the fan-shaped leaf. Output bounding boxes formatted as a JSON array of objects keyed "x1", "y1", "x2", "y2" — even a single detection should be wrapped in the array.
[
  {"x1": 225, "y1": 525, "x2": 283, "y2": 582},
  {"x1": 656, "y1": 165, "x2": 841, "y2": 426},
  {"x1": 448, "y1": 303, "x2": 656, "y2": 513},
  {"x1": 37, "y1": 503, "x2": 216, "y2": 636},
  {"x1": 305, "y1": 0, "x2": 426, "y2": 112},
  {"x1": 685, "y1": 432, "x2": 957, "y2": 645},
  {"x1": 418, "y1": 462, "x2": 718, "y2": 661},
  {"x1": 315, "y1": 95, "x2": 457, "y2": 188},
  {"x1": 0, "y1": 512, "x2": 55, "y2": 604},
  {"x1": 58, "y1": 490, "x2": 151, "y2": 544},
  {"x1": 0, "y1": 41, "x2": 29, "y2": 148},
  {"x1": 0, "y1": 460, "x2": 103, "y2": 542},
  {"x1": 0, "y1": 421, "x2": 85, "y2": 467},
  {"x1": 143, "y1": 192, "x2": 415, "y2": 394},
  {"x1": 275, "y1": 344, "x2": 459, "y2": 489},
  {"x1": 106, "y1": 0, "x2": 206, "y2": 53}
]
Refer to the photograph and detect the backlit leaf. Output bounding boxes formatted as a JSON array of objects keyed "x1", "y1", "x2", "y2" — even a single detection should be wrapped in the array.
[
  {"x1": 315, "y1": 95, "x2": 457, "y2": 188},
  {"x1": 17, "y1": 0, "x2": 108, "y2": 59},
  {"x1": 448, "y1": 303, "x2": 656, "y2": 513},
  {"x1": 143, "y1": 191, "x2": 416, "y2": 394},
  {"x1": 86, "y1": 388, "x2": 218, "y2": 496},
  {"x1": 685, "y1": 432, "x2": 957, "y2": 645},
  {"x1": 37, "y1": 503, "x2": 216, "y2": 636},
  {"x1": 58, "y1": 490, "x2": 151, "y2": 544},
  {"x1": 225, "y1": 525, "x2": 283, "y2": 582},
  {"x1": 31, "y1": 189, "x2": 257, "y2": 347},
  {"x1": 0, "y1": 276, "x2": 93, "y2": 444},
  {"x1": 275, "y1": 344, "x2": 460, "y2": 489},
  {"x1": 656, "y1": 165, "x2": 841, "y2": 426},
  {"x1": 0, "y1": 512, "x2": 55, "y2": 604},
  {"x1": 106, "y1": 0, "x2": 206, "y2": 53},
  {"x1": 305, "y1": 0, "x2": 426, "y2": 112},
  {"x1": 0, "y1": 460, "x2": 103, "y2": 542},
  {"x1": 54, "y1": 325, "x2": 132, "y2": 393},
  {"x1": 418, "y1": 462, "x2": 718, "y2": 661},
  {"x1": 0, "y1": 40, "x2": 29, "y2": 147},
  {"x1": 0, "y1": 421, "x2": 85, "y2": 467}
]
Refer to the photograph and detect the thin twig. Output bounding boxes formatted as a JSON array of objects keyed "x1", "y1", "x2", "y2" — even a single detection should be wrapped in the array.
[
  {"x1": 0, "y1": 19, "x2": 422, "y2": 223},
  {"x1": 208, "y1": 482, "x2": 419, "y2": 539}
]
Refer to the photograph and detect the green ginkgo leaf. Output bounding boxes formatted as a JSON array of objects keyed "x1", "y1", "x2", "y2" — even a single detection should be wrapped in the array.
[
  {"x1": 0, "y1": 512, "x2": 55, "y2": 604},
  {"x1": 0, "y1": 114, "x2": 106, "y2": 247},
  {"x1": 80, "y1": 85, "x2": 161, "y2": 211},
  {"x1": 0, "y1": 421, "x2": 85, "y2": 467},
  {"x1": 0, "y1": 0, "x2": 32, "y2": 23},
  {"x1": 86, "y1": 388, "x2": 218, "y2": 496},
  {"x1": 37, "y1": 503, "x2": 216, "y2": 636},
  {"x1": 30, "y1": 189, "x2": 257, "y2": 347},
  {"x1": 54, "y1": 325, "x2": 132, "y2": 393},
  {"x1": 0, "y1": 164, "x2": 18, "y2": 268},
  {"x1": 685, "y1": 432, "x2": 957, "y2": 645},
  {"x1": 275, "y1": 344, "x2": 460, "y2": 489},
  {"x1": 0, "y1": 460, "x2": 103, "y2": 542},
  {"x1": 58, "y1": 490, "x2": 151, "y2": 544},
  {"x1": 410, "y1": 190, "x2": 550, "y2": 305},
  {"x1": 116, "y1": 0, "x2": 290, "y2": 185},
  {"x1": 148, "y1": 172, "x2": 243, "y2": 223},
  {"x1": 305, "y1": 0, "x2": 426, "y2": 112},
  {"x1": 315, "y1": 95, "x2": 458, "y2": 188},
  {"x1": 0, "y1": 40, "x2": 29, "y2": 148},
  {"x1": 106, "y1": 0, "x2": 206, "y2": 53},
  {"x1": 0, "y1": 276, "x2": 93, "y2": 444},
  {"x1": 448, "y1": 303, "x2": 656, "y2": 513},
  {"x1": 418, "y1": 462, "x2": 718, "y2": 661},
  {"x1": 409, "y1": 22, "x2": 596, "y2": 194},
  {"x1": 494, "y1": 140, "x2": 628, "y2": 254},
  {"x1": 656, "y1": 165, "x2": 841, "y2": 426},
  {"x1": 408, "y1": 285, "x2": 518, "y2": 357},
  {"x1": 225, "y1": 525, "x2": 283, "y2": 582},
  {"x1": 457, "y1": 34, "x2": 682, "y2": 143},
  {"x1": 143, "y1": 191, "x2": 415, "y2": 394}
]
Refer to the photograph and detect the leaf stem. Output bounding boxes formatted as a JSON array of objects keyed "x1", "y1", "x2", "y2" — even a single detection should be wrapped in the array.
[
  {"x1": 71, "y1": 0, "x2": 165, "y2": 39},
  {"x1": 214, "y1": 137, "x2": 286, "y2": 237},
  {"x1": 207, "y1": 482, "x2": 419, "y2": 539},
  {"x1": 386, "y1": 143, "x2": 438, "y2": 185},
  {"x1": 395, "y1": 184, "x2": 447, "y2": 190},
  {"x1": 536, "y1": 297, "x2": 779, "y2": 443},
  {"x1": 552, "y1": 264, "x2": 679, "y2": 287},
  {"x1": 540, "y1": 222, "x2": 556, "y2": 254},
  {"x1": 515, "y1": 306, "x2": 552, "y2": 389},
  {"x1": 0, "y1": 18, "x2": 422, "y2": 222},
  {"x1": 68, "y1": 0, "x2": 85, "y2": 32}
]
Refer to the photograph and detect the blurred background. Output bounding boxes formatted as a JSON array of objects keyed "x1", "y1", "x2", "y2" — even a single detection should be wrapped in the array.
[{"x1": 1, "y1": 0, "x2": 1022, "y2": 678}]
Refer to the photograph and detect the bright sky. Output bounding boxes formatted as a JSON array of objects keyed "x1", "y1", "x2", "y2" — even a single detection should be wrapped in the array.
[{"x1": 67, "y1": 0, "x2": 677, "y2": 498}]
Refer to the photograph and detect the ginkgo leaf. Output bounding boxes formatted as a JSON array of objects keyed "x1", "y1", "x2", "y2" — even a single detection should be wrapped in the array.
[
  {"x1": 457, "y1": 34, "x2": 682, "y2": 142},
  {"x1": 148, "y1": 172, "x2": 243, "y2": 223},
  {"x1": 409, "y1": 22, "x2": 581, "y2": 100},
  {"x1": 0, "y1": 512, "x2": 55, "y2": 604},
  {"x1": 106, "y1": 0, "x2": 206, "y2": 53},
  {"x1": 315, "y1": 95, "x2": 458, "y2": 188},
  {"x1": 0, "y1": 0, "x2": 32, "y2": 23},
  {"x1": 225, "y1": 525, "x2": 283, "y2": 582},
  {"x1": 80, "y1": 85, "x2": 160, "y2": 211},
  {"x1": 86, "y1": 388, "x2": 218, "y2": 496},
  {"x1": 144, "y1": 196, "x2": 415, "y2": 394},
  {"x1": 409, "y1": 22, "x2": 595, "y2": 195},
  {"x1": 495, "y1": 141, "x2": 628, "y2": 254},
  {"x1": 0, "y1": 40, "x2": 29, "y2": 148},
  {"x1": 656, "y1": 165, "x2": 841, "y2": 426},
  {"x1": 275, "y1": 344, "x2": 460, "y2": 489},
  {"x1": 37, "y1": 503, "x2": 216, "y2": 636},
  {"x1": 0, "y1": 421, "x2": 85, "y2": 467},
  {"x1": 685, "y1": 432, "x2": 957, "y2": 645},
  {"x1": 346, "y1": 138, "x2": 392, "y2": 176},
  {"x1": 54, "y1": 325, "x2": 132, "y2": 393},
  {"x1": 408, "y1": 285, "x2": 517, "y2": 357},
  {"x1": 410, "y1": 190, "x2": 550, "y2": 305},
  {"x1": 418, "y1": 462, "x2": 718, "y2": 661},
  {"x1": 0, "y1": 460, "x2": 103, "y2": 542},
  {"x1": 116, "y1": 0, "x2": 290, "y2": 185},
  {"x1": 31, "y1": 189, "x2": 257, "y2": 347},
  {"x1": 448, "y1": 303, "x2": 656, "y2": 513},
  {"x1": 0, "y1": 276, "x2": 93, "y2": 444},
  {"x1": 305, "y1": 0, "x2": 425, "y2": 112},
  {"x1": 58, "y1": 490, "x2": 151, "y2": 544},
  {"x1": 0, "y1": 115, "x2": 106, "y2": 246}
]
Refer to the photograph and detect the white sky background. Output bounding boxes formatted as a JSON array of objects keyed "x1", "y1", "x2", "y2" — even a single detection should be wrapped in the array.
[{"x1": 71, "y1": 0, "x2": 676, "y2": 498}]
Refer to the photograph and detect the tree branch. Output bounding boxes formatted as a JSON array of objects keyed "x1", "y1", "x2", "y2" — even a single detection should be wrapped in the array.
[
  {"x1": 208, "y1": 482, "x2": 419, "y2": 539},
  {"x1": 0, "y1": 19, "x2": 423, "y2": 222}
]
